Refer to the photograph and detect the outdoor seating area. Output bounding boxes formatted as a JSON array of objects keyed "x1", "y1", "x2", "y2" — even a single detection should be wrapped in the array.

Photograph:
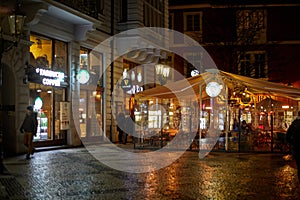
[{"x1": 132, "y1": 70, "x2": 300, "y2": 152}]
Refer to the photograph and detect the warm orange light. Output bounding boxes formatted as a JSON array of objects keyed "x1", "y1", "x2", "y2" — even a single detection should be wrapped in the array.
[{"x1": 282, "y1": 105, "x2": 289, "y2": 109}]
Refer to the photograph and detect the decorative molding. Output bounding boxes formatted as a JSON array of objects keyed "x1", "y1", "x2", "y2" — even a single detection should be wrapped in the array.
[
  {"x1": 75, "y1": 24, "x2": 95, "y2": 41},
  {"x1": 24, "y1": 3, "x2": 49, "y2": 26}
]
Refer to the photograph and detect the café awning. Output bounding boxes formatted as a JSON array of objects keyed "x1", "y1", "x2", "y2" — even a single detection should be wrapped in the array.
[{"x1": 136, "y1": 70, "x2": 300, "y2": 101}]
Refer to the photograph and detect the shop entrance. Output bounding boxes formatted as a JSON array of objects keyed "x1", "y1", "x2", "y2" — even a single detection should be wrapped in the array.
[{"x1": 29, "y1": 83, "x2": 67, "y2": 146}]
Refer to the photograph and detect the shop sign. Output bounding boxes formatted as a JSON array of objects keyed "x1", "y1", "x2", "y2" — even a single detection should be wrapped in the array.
[
  {"x1": 35, "y1": 68, "x2": 65, "y2": 87},
  {"x1": 77, "y1": 69, "x2": 90, "y2": 84},
  {"x1": 126, "y1": 84, "x2": 144, "y2": 94},
  {"x1": 26, "y1": 66, "x2": 65, "y2": 87},
  {"x1": 121, "y1": 78, "x2": 133, "y2": 91}
]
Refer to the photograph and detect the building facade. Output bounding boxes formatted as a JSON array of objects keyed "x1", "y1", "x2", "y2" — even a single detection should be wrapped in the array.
[
  {"x1": 0, "y1": 0, "x2": 169, "y2": 155},
  {"x1": 169, "y1": 0, "x2": 300, "y2": 87},
  {"x1": 167, "y1": 0, "x2": 300, "y2": 152}
]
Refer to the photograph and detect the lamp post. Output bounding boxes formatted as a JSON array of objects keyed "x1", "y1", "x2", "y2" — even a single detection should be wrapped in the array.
[{"x1": 0, "y1": 0, "x2": 26, "y2": 174}]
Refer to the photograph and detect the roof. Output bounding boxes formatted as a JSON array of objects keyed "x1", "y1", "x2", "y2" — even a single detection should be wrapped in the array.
[{"x1": 136, "y1": 70, "x2": 300, "y2": 101}]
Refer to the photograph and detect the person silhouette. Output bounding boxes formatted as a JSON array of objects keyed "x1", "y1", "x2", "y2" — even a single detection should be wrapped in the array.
[
  {"x1": 116, "y1": 113, "x2": 125, "y2": 144},
  {"x1": 20, "y1": 106, "x2": 37, "y2": 159},
  {"x1": 286, "y1": 111, "x2": 300, "y2": 183}
]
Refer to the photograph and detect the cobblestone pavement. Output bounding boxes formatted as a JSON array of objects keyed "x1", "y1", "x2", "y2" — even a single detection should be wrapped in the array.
[{"x1": 1, "y1": 144, "x2": 300, "y2": 200}]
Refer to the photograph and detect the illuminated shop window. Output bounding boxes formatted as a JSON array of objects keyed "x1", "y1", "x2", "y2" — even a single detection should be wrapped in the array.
[
  {"x1": 79, "y1": 47, "x2": 104, "y2": 138},
  {"x1": 29, "y1": 33, "x2": 68, "y2": 142}
]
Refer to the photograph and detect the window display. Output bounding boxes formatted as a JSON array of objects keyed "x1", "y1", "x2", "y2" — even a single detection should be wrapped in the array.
[
  {"x1": 29, "y1": 33, "x2": 68, "y2": 144},
  {"x1": 79, "y1": 48, "x2": 104, "y2": 139}
]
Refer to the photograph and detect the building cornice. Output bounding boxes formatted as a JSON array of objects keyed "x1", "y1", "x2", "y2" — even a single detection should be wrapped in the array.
[
  {"x1": 200, "y1": 40, "x2": 300, "y2": 46},
  {"x1": 169, "y1": 3, "x2": 300, "y2": 10}
]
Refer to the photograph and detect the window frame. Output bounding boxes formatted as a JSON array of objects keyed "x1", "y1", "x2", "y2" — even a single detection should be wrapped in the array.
[
  {"x1": 144, "y1": 0, "x2": 164, "y2": 27},
  {"x1": 237, "y1": 51, "x2": 268, "y2": 79},
  {"x1": 183, "y1": 12, "x2": 203, "y2": 32}
]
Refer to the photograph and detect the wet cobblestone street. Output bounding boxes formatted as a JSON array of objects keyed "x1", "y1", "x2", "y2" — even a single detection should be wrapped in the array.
[{"x1": 1, "y1": 145, "x2": 300, "y2": 200}]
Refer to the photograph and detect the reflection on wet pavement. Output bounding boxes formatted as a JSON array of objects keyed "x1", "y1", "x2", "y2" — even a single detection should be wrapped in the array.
[{"x1": 2, "y1": 148, "x2": 300, "y2": 199}]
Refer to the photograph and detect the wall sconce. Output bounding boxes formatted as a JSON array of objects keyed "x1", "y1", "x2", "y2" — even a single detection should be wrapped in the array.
[
  {"x1": 1, "y1": 0, "x2": 26, "y2": 56},
  {"x1": 8, "y1": 0, "x2": 26, "y2": 38},
  {"x1": 8, "y1": 14, "x2": 26, "y2": 37}
]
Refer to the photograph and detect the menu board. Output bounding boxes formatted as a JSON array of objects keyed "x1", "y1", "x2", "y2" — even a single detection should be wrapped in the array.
[{"x1": 60, "y1": 102, "x2": 70, "y2": 130}]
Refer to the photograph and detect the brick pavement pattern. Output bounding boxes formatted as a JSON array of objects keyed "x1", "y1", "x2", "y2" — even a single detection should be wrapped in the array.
[{"x1": 1, "y1": 146, "x2": 300, "y2": 200}]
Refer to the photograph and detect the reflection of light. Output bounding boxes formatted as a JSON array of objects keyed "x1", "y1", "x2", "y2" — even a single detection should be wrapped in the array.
[
  {"x1": 200, "y1": 118, "x2": 206, "y2": 129},
  {"x1": 47, "y1": 90, "x2": 52, "y2": 93},
  {"x1": 282, "y1": 105, "x2": 289, "y2": 109},
  {"x1": 131, "y1": 71, "x2": 135, "y2": 81},
  {"x1": 155, "y1": 64, "x2": 170, "y2": 77},
  {"x1": 205, "y1": 106, "x2": 212, "y2": 110},
  {"x1": 149, "y1": 100, "x2": 154, "y2": 104},
  {"x1": 95, "y1": 92, "x2": 101, "y2": 101},
  {"x1": 123, "y1": 69, "x2": 128, "y2": 79},
  {"x1": 137, "y1": 72, "x2": 142, "y2": 82},
  {"x1": 274, "y1": 164, "x2": 295, "y2": 183}
]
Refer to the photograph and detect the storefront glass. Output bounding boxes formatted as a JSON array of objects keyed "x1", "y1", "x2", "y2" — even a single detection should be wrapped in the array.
[
  {"x1": 28, "y1": 33, "x2": 69, "y2": 144},
  {"x1": 79, "y1": 48, "x2": 103, "y2": 139}
]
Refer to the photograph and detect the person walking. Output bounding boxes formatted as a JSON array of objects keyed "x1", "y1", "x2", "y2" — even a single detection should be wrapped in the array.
[
  {"x1": 123, "y1": 115, "x2": 134, "y2": 144},
  {"x1": 20, "y1": 106, "x2": 38, "y2": 159},
  {"x1": 286, "y1": 111, "x2": 300, "y2": 183},
  {"x1": 116, "y1": 113, "x2": 125, "y2": 144}
]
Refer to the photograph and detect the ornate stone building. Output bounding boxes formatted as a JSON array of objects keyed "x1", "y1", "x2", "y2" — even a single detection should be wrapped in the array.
[{"x1": 0, "y1": 0, "x2": 169, "y2": 155}]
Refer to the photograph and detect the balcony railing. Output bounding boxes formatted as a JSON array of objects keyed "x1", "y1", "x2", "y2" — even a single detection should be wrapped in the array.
[{"x1": 54, "y1": 0, "x2": 101, "y2": 19}]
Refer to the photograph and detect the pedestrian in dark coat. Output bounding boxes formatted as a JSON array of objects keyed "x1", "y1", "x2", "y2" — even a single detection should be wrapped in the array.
[
  {"x1": 20, "y1": 106, "x2": 37, "y2": 159},
  {"x1": 286, "y1": 111, "x2": 300, "y2": 183},
  {"x1": 123, "y1": 116, "x2": 135, "y2": 144},
  {"x1": 116, "y1": 113, "x2": 125, "y2": 144}
]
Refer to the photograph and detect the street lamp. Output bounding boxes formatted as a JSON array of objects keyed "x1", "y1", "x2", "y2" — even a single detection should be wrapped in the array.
[
  {"x1": 0, "y1": 0, "x2": 26, "y2": 53},
  {"x1": 155, "y1": 63, "x2": 170, "y2": 85},
  {"x1": 0, "y1": 0, "x2": 26, "y2": 174},
  {"x1": 8, "y1": 13, "x2": 26, "y2": 36}
]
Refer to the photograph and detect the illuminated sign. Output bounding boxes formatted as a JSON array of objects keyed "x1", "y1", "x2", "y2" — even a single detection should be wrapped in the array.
[
  {"x1": 34, "y1": 97, "x2": 43, "y2": 110},
  {"x1": 126, "y1": 85, "x2": 144, "y2": 94},
  {"x1": 35, "y1": 68, "x2": 65, "y2": 87},
  {"x1": 121, "y1": 78, "x2": 133, "y2": 91},
  {"x1": 77, "y1": 69, "x2": 90, "y2": 84}
]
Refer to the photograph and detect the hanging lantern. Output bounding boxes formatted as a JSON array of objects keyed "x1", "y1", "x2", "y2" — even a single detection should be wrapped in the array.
[{"x1": 8, "y1": 14, "x2": 26, "y2": 36}]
